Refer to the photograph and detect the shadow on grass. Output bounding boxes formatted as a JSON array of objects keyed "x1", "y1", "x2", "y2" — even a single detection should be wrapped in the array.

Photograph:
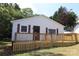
[
  {"x1": 0, "y1": 41, "x2": 12, "y2": 56},
  {"x1": 14, "y1": 48, "x2": 65, "y2": 56},
  {"x1": 0, "y1": 46, "x2": 12, "y2": 56},
  {"x1": 0, "y1": 41, "x2": 11, "y2": 45},
  {"x1": 0, "y1": 41, "x2": 7, "y2": 45},
  {"x1": 15, "y1": 51, "x2": 64, "y2": 56},
  {"x1": 27, "y1": 52, "x2": 64, "y2": 56}
]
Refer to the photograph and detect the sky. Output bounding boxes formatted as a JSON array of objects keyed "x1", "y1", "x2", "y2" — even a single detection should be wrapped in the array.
[
  {"x1": 19, "y1": 3, "x2": 79, "y2": 17},
  {"x1": 0, "y1": 0, "x2": 79, "y2": 17}
]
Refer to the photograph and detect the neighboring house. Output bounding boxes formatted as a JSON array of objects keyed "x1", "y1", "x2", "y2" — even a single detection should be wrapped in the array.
[{"x1": 11, "y1": 15, "x2": 64, "y2": 41}]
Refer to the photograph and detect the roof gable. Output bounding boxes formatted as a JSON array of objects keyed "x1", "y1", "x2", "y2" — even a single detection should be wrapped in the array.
[{"x1": 11, "y1": 15, "x2": 64, "y2": 27}]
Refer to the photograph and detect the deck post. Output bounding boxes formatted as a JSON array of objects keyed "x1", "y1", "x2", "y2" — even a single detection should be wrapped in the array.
[
  {"x1": 12, "y1": 41, "x2": 14, "y2": 53},
  {"x1": 51, "y1": 34, "x2": 53, "y2": 47},
  {"x1": 75, "y1": 33, "x2": 78, "y2": 44},
  {"x1": 62, "y1": 34, "x2": 64, "y2": 47}
]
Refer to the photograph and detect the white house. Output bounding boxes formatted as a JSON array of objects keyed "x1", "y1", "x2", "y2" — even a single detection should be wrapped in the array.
[{"x1": 11, "y1": 15, "x2": 64, "y2": 41}]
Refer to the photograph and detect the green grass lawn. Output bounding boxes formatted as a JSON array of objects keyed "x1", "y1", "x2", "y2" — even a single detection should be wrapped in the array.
[{"x1": 16, "y1": 44, "x2": 79, "y2": 56}]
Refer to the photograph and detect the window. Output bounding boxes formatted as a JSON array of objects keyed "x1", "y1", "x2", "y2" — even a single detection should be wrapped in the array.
[
  {"x1": 49, "y1": 29, "x2": 56, "y2": 34},
  {"x1": 21, "y1": 26, "x2": 27, "y2": 32}
]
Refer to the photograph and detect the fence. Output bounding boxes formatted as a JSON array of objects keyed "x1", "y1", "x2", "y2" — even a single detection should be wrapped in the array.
[{"x1": 12, "y1": 33, "x2": 79, "y2": 53}]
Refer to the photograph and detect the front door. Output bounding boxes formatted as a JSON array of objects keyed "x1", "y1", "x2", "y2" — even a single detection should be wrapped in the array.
[{"x1": 33, "y1": 26, "x2": 40, "y2": 40}]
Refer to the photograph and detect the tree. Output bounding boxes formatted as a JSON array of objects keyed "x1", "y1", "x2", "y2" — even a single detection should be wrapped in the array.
[
  {"x1": 67, "y1": 11, "x2": 77, "y2": 27},
  {"x1": 0, "y1": 3, "x2": 23, "y2": 40},
  {"x1": 0, "y1": 6, "x2": 12, "y2": 39},
  {"x1": 50, "y1": 6, "x2": 77, "y2": 31},
  {"x1": 22, "y1": 8, "x2": 33, "y2": 18},
  {"x1": 14, "y1": 3, "x2": 20, "y2": 10},
  {"x1": 0, "y1": 3, "x2": 35, "y2": 40}
]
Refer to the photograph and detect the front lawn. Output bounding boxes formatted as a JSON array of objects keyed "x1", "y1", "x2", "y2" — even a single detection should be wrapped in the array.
[
  {"x1": 0, "y1": 41, "x2": 12, "y2": 56},
  {"x1": 0, "y1": 41, "x2": 11, "y2": 48},
  {"x1": 16, "y1": 44, "x2": 79, "y2": 56}
]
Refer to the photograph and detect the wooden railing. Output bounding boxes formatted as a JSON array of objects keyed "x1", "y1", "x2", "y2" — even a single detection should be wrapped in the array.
[
  {"x1": 15, "y1": 33, "x2": 47, "y2": 41},
  {"x1": 12, "y1": 33, "x2": 79, "y2": 53}
]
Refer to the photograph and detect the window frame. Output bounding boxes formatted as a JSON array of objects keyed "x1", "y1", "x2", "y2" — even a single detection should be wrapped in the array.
[
  {"x1": 49, "y1": 29, "x2": 56, "y2": 34},
  {"x1": 21, "y1": 26, "x2": 27, "y2": 32}
]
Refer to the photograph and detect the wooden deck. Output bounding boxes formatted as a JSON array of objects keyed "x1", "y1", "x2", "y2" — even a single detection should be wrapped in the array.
[{"x1": 12, "y1": 33, "x2": 79, "y2": 53}]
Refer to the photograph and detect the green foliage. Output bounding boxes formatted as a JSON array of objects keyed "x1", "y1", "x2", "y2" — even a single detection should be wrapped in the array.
[
  {"x1": 0, "y1": 3, "x2": 24, "y2": 39},
  {"x1": 67, "y1": 11, "x2": 77, "y2": 27},
  {"x1": 50, "y1": 6, "x2": 77, "y2": 31},
  {"x1": 22, "y1": 8, "x2": 33, "y2": 18},
  {"x1": 14, "y1": 3, "x2": 20, "y2": 10},
  {"x1": 0, "y1": 3, "x2": 35, "y2": 40}
]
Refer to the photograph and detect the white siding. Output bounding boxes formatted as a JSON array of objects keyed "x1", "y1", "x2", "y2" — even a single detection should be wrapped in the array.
[
  {"x1": 16, "y1": 33, "x2": 46, "y2": 41},
  {"x1": 16, "y1": 34, "x2": 33, "y2": 41}
]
